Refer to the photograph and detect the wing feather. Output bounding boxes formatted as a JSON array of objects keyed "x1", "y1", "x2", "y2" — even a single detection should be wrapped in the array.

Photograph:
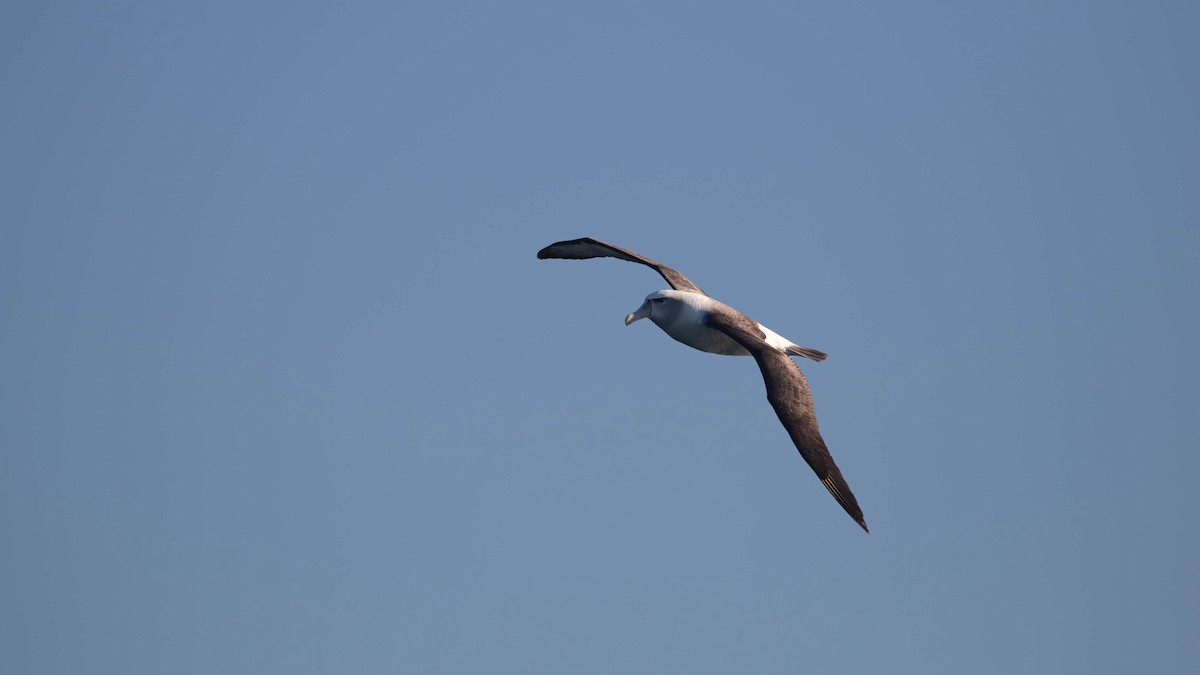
[
  {"x1": 537, "y1": 237, "x2": 707, "y2": 295},
  {"x1": 704, "y1": 308, "x2": 868, "y2": 532}
]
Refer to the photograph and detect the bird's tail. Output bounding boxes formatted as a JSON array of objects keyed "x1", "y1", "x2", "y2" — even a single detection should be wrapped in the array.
[{"x1": 786, "y1": 345, "x2": 828, "y2": 362}]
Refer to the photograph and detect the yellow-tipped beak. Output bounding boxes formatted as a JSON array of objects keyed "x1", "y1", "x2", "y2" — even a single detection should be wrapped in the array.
[{"x1": 625, "y1": 302, "x2": 651, "y2": 326}]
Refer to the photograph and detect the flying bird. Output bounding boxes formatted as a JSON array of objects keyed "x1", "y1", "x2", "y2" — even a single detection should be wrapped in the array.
[{"x1": 538, "y1": 237, "x2": 868, "y2": 532}]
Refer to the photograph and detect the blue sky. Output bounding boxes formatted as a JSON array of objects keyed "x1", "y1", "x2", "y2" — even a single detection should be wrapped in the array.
[{"x1": 2, "y1": 1, "x2": 1197, "y2": 673}]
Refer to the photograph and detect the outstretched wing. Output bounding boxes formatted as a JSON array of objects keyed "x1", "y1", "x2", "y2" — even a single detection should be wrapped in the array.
[
  {"x1": 704, "y1": 307, "x2": 868, "y2": 532},
  {"x1": 537, "y1": 237, "x2": 707, "y2": 296}
]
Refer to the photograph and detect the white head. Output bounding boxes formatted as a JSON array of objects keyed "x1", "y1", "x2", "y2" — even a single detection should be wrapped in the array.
[{"x1": 624, "y1": 290, "x2": 681, "y2": 327}]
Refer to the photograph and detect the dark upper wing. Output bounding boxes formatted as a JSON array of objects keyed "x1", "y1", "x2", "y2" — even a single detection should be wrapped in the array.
[
  {"x1": 537, "y1": 237, "x2": 707, "y2": 295},
  {"x1": 704, "y1": 308, "x2": 868, "y2": 532}
]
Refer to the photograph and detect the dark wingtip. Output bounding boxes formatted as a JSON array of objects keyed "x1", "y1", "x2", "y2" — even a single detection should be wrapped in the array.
[
  {"x1": 821, "y1": 475, "x2": 868, "y2": 533},
  {"x1": 537, "y1": 238, "x2": 590, "y2": 260}
]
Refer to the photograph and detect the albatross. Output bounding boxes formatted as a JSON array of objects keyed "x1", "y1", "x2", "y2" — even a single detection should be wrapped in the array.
[{"x1": 538, "y1": 237, "x2": 869, "y2": 532}]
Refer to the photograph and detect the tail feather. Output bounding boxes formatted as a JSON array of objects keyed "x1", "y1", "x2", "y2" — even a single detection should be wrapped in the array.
[{"x1": 787, "y1": 345, "x2": 828, "y2": 362}]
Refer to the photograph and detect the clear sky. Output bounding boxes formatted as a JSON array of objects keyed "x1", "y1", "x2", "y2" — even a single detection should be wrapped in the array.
[{"x1": 2, "y1": 1, "x2": 1197, "y2": 673}]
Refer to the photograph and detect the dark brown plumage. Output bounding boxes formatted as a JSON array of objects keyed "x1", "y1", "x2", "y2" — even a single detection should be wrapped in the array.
[
  {"x1": 538, "y1": 236, "x2": 867, "y2": 532},
  {"x1": 703, "y1": 308, "x2": 868, "y2": 532},
  {"x1": 537, "y1": 237, "x2": 707, "y2": 295}
]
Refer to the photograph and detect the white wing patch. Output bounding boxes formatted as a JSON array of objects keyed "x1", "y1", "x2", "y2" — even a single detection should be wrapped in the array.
[{"x1": 757, "y1": 322, "x2": 799, "y2": 353}]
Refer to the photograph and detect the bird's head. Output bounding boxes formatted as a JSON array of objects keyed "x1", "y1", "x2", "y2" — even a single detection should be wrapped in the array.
[{"x1": 624, "y1": 290, "x2": 673, "y2": 326}]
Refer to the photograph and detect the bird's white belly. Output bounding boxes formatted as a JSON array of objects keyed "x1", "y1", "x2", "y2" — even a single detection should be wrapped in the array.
[
  {"x1": 657, "y1": 308, "x2": 797, "y2": 357},
  {"x1": 660, "y1": 316, "x2": 750, "y2": 356}
]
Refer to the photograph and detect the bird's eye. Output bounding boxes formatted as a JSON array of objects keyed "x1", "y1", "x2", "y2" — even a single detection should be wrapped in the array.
[{"x1": 650, "y1": 298, "x2": 664, "y2": 303}]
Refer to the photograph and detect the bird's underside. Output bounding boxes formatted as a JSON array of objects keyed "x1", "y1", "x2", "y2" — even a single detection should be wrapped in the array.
[{"x1": 537, "y1": 236, "x2": 868, "y2": 532}]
